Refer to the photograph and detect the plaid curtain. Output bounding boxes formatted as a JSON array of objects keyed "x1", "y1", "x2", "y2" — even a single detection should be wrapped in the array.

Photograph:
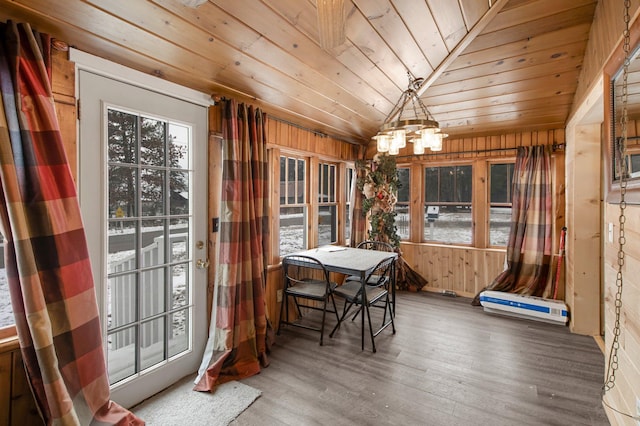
[
  {"x1": 0, "y1": 22, "x2": 141, "y2": 425},
  {"x1": 195, "y1": 99, "x2": 270, "y2": 391},
  {"x1": 473, "y1": 145, "x2": 552, "y2": 304},
  {"x1": 349, "y1": 147, "x2": 367, "y2": 247}
]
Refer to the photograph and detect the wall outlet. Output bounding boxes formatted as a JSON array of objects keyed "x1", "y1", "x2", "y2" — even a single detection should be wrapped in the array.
[
  {"x1": 276, "y1": 289, "x2": 283, "y2": 303},
  {"x1": 636, "y1": 397, "x2": 640, "y2": 425}
]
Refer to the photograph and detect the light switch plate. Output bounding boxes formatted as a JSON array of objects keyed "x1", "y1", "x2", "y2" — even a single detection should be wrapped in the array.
[{"x1": 608, "y1": 222, "x2": 614, "y2": 243}]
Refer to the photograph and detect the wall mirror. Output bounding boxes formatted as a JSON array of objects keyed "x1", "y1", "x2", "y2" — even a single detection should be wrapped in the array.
[
  {"x1": 606, "y1": 14, "x2": 640, "y2": 204},
  {"x1": 611, "y1": 45, "x2": 640, "y2": 182}
]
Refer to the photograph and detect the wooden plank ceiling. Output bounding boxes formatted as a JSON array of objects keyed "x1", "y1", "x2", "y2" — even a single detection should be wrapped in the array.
[{"x1": 0, "y1": 0, "x2": 597, "y2": 145}]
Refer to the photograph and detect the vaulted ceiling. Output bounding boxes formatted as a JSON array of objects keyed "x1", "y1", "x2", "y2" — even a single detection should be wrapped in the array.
[{"x1": 0, "y1": 0, "x2": 598, "y2": 145}]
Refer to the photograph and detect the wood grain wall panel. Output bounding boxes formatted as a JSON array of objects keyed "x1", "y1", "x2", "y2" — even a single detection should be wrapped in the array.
[
  {"x1": 603, "y1": 202, "x2": 640, "y2": 426},
  {"x1": 574, "y1": 0, "x2": 640, "y2": 110},
  {"x1": 0, "y1": 351, "x2": 11, "y2": 425},
  {"x1": 399, "y1": 243, "x2": 506, "y2": 298},
  {"x1": 11, "y1": 351, "x2": 42, "y2": 425},
  {"x1": 51, "y1": 49, "x2": 77, "y2": 182},
  {"x1": 0, "y1": 343, "x2": 43, "y2": 426}
]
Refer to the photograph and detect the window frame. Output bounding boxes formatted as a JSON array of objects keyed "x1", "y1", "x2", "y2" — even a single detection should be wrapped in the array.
[
  {"x1": 487, "y1": 159, "x2": 516, "y2": 248},
  {"x1": 395, "y1": 167, "x2": 411, "y2": 241},
  {"x1": 317, "y1": 161, "x2": 338, "y2": 246},
  {"x1": 422, "y1": 161, "x2": 474, "y2": 246},
  {"x1": 344, "y1": 164, "x2": 355, "y2": 246},
  {"x1": 278, "y1": 153, "x2": 309, "y2": 257}
]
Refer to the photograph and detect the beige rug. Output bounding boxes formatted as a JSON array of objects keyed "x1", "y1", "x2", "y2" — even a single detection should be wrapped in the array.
[{"x1": 132, "y1": 375, "x2": 261, "y2": 425}]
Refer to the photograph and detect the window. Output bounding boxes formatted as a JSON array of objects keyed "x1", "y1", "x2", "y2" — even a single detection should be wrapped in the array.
[
  {"x1": 106, "y1": 108, "x2": 194, "y2": 384},
  {"x1": 0, "y1": 234, "x2": 11, "y2": 332},
  {"x1": 345, "y1": 166, "x2": 354, "y2": 244},
  {"x1": 280, "y1": 155, "x2": 307, "y2": 255},
  {"x1": 396, "y1": 168, "x2": 410, "y2": 239},
  {"x1": 424, "y1": 165, "x2": 473, "y2": 244},
  {"x1": 489, "y1": 163, "x2": 515, "y2": 246},
  {"x1": 318, "y1": 162, "x2": 337, "y2": 246}
]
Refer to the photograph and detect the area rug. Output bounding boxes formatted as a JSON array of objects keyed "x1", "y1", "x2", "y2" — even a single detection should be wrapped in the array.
[{"x1": 132, "y1": 375, "x2": 262, "y2": 425}]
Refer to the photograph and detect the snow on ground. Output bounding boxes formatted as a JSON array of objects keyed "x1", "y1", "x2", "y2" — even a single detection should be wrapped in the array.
[{"x1": 0, "y1": 269, "x2": 11, "y2": 328}]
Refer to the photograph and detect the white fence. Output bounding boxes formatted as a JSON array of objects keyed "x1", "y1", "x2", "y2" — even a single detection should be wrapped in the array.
[{"x1": 109, "y1": 233, "x2": 187, "y2": 349}]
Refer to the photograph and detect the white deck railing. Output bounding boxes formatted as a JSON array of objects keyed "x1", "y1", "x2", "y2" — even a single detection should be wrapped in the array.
[{"x1": 109, "y1": 232, "x2": 187, "y2": 349}]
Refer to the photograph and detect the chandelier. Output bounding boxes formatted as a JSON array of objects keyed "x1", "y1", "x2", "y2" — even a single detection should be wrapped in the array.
[{"x1": 373, "y1": 72, "x2": 447, "y2": 155}]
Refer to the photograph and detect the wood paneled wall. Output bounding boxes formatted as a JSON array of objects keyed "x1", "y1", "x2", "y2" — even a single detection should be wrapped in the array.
[
  {"x1": 574, "y1": 0, "x2": 640, "y2": 110},
  {"x1": 0, "y1": 339, "x2": 42, "y2": 425},
  {"x1": 603, "y1": 203, "x2": 640, "y2": 426},
  {"x1": 574, "y1": 2, "x2": 640, "y2": 424},
  {"x1": 400, "y1": 243, "x2": 505, "y2": 298},
  {"x1": 391, "y1": 129, "x2": 566, "y2": 299}
]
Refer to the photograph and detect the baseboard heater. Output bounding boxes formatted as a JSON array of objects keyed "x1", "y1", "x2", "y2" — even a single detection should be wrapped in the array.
[{"x1": 478, "y1": 290, "x2": 569, "y2": 325}]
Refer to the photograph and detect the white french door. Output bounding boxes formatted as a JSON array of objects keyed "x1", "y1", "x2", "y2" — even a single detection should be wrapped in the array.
[{"x1": 78, "y1": 68, "x2": 208, "y2": 408}]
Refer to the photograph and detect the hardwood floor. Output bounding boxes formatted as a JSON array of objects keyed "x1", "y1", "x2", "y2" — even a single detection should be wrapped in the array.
[{"x1": 232, "y1": 291, "x2": 609, "y2": 426}]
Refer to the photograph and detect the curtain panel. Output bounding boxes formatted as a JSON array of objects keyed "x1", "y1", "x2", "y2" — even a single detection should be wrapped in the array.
[
  {"x1": 349, "y1": 147, "x2": 368, "y2": 247},
  {"x1": 0, "y1": 21, "x2": 141, "y2": 425},
  {"x1": 195, "y1": 99, "x2": 270, "y2": 391},
  {"x1": 473, "y1": 145, "x2": 553, "y2": 304}
]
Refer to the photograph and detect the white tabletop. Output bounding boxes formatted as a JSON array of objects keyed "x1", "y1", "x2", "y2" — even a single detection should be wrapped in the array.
[{"x1": 288, "y1": 246, "x2": 397, "y2": 279}]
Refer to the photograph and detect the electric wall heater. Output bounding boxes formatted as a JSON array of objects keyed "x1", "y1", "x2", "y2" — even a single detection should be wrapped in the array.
[{"x1": 478, "y1": 290, "x2": 569, "y2": 325}]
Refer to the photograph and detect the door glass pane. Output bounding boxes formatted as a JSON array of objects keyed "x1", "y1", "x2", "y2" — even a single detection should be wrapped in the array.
[
  {"x1": 140, "y1": 268, "x2": 165, "y2": 319},
  {"x1": 141, "y1": 317, "x2": 165, "y2": 370},
  {"x1": 109, "y1": 165, "x2": 137, "y2": 217},
  {"x1": 106, "y1": 107, "x2": 194, "y2": 385},
  {"x1": 108, "y1": 326, "x2": 136, "y2": 383},
  {"x1": 108, "y1": 274, "x2": 136, "y2": 330},
  {"x1": 172, "y1": 263, "x2": 188, "y2": 309},
  {"x1": 170, "y1": 171, "x2": 189, "y2": 215},
  {"x1": 108, "y1": 220, "x2": 136, "y2": 274},
  {"x1": 141, "y1": 168, "x2": 165, "y2": 216},
  {"x1": 141, "y1": 118, "x2": 166, "y2": 166},
  {"x1": 169, "y1": 309, "x2": 189, "y2": 358},
  {"x1": 108, "y1": 110, "x2": 138, "y2": 164}
]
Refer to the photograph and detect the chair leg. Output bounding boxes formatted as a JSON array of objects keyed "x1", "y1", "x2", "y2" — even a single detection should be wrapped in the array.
[
  {"x1": 361, "y1": 300, "x2": 366, "y2": 351},
  {"x1": 364, "y1": 303, "x2": 376, "y2": 353},
  {"x1": 329, "y1": 298, "x2": 354, "y2": 338},
  {"x1": 277, "y1": 292, "x2": 287, "y2": 335},
  {"x1": 329, "y1": 293, "x2": 340, "y2": 322},
  {"x1": 319, "y1": 299, "x2": 328, "y2": 346}
]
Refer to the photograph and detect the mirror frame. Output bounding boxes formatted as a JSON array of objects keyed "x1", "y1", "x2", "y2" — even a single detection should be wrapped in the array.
[{"x1": 605, "y1": 13, "x2": 640, "y2": 204}]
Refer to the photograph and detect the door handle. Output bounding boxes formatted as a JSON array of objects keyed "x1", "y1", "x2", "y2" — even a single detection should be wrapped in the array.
[{"x1": 196, "y1": 258, "x2": 210, "y2": 269}]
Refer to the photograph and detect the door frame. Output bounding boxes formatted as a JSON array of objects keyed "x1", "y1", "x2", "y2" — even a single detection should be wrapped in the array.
[{"x1": 71, "y1": 49, "x2": 213, "y2": 408}]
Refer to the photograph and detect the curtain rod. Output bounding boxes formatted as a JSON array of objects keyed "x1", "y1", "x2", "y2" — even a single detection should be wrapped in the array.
[
  {"x1": 213, "y1": 96, "x2": 363, "y2": 146},
  {"x1": 395, "y1": 142, "x2": 565, "y2": 159}
]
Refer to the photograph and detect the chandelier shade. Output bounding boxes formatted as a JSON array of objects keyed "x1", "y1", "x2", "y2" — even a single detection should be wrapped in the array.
[{"x1": 375, "y1": 72, "x2": 447, "y2": 155}]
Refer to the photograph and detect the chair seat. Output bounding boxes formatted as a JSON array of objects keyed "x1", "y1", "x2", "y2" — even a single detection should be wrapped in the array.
[
  {"x1": 345, "y1": 274, "x2": 387, "y2": 286},
  {"x1": 287, "y1": 279, "x2": 338, "y2": 300},
  {"x1": 333, "y1": 281, "x2": 387, "y2": 305}
]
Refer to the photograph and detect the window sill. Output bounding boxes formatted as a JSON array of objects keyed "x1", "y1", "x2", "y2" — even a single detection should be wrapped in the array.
[{"x1": 0, "y1": 327, "x2": 19, "y2": 354}]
